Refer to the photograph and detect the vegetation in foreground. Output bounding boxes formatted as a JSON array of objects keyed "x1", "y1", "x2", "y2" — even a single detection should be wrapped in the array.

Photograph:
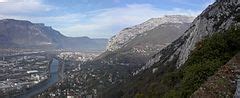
[
  {"x1": 162, "y1": 27, "x2": 240, "y2": 97},
  {"x1": 105, "y1": 27, "x2": 240, "y2": 98}
]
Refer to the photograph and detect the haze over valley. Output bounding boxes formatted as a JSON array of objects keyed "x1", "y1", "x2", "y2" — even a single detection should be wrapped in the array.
[{"x1": 2, "y1": 0, "x2": 240, "y2": 98}]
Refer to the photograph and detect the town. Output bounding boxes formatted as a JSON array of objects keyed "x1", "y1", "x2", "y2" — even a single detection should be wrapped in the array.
[
  {"x1": 0, "y1": 55, "x2": 50, "y2": 97},
  {"x1": 0, "y1": 50, "x2": 101, "y2": 98}
]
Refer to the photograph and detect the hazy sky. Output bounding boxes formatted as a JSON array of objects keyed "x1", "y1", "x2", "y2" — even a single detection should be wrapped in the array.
[{"x1": 0, "y1": 0, "x2": 215, "y2": 38}]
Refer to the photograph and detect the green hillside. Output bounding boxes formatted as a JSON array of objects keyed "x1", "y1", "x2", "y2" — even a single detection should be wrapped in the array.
[{"x1": 105, "y1": 27, "x2": 240, "y2": 98}]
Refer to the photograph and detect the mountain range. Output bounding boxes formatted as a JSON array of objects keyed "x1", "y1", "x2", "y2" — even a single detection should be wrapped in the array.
[
  {"x1": 103, "y1": 0, "x2": 240, "y2": 97},
  {"x1": 94, "y1": 15, "x2": 194, "y2": 72},
  {"x1": 2, "y1": 0, "x2": 240, "y2": 97},
  {"x1": 71, "y1": 0, "x2": 240, "y2": 98},
  {"x1": 107, "y1": 15, "x2": 194, "y2": 51},
  {"x1": 0, "y1": 19, "x2": 108, "y2": 52},
  {"x1": 73, "y1": 15, "x2": 195, "y2": 97}
]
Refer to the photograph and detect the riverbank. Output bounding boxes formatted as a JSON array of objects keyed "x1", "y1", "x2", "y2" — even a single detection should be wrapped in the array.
[{"x1": 16, "y1": 58, "x2": 63, "y2": 98}]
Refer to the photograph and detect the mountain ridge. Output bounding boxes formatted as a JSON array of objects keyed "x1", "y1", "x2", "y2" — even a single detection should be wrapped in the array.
[
  {"x1": 94, "y1": 16, "x2": 193, "y2": 72},
  {"x1": 140, "y1": 0, "x2": 240, "y2": 72},
  {"x1": 0, "y1": 19, "x2": 108, "y2": 51},
  {"x1": 75, "y1": 15, "x2": 194, "y2": 97},
  {"x1": 107, "y1": 15, "x2": 195, "y2": 51},
  {"x1": 106, "y1": 0, "x2": 240, "y2": 97}
]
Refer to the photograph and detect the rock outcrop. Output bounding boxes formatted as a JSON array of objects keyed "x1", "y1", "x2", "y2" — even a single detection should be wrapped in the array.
[{"x1": 141, "y1": 0, "x2": 240, "y2": 72}]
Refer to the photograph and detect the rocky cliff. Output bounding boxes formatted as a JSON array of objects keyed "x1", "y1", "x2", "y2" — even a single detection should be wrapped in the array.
[
  {"x1": 141, "y1": 0, "x2": 240, "y2": 72},
  {"x1": 107, "y1": 15, "x2": 194, "y2": 51},
  {"x1": 76, "y1": 16, "x2": 193, "y2": 97},
  {"x1": 102, "y1": 0, "x2": 240, "y2": 97},
  {"x1": 95, "y1": 20, "x2": 192, "y2": 73},
  {"x1": 0, "y1": 19, "x2": 63, "y2": 48},
  {"x1": 0, "y1": 19, "x2": 108, "y2": 51}
]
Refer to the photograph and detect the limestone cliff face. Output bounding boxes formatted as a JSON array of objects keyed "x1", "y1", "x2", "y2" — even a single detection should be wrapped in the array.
[
  {"x1": 0, "y1": 19, "x2": 108, "y2": 51},
  {"x1": 106, "y1": 15, "x2": 194, "y2": 51},
  {"x1": 140, "y1": 0, "x2": 240, "y2": 73},
  {"x1": 0, "y1": 19, "x2": 63, "y2": 48}
]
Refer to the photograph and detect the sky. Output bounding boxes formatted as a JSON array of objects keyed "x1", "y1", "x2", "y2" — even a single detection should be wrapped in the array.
[{"x1": 0, "y1": 0, "x2": 215, "y2": 38}]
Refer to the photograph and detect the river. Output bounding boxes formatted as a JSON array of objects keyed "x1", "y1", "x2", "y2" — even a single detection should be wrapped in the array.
[{"x1": 17, "y1": 58, "x2": 61, "y2": 98}]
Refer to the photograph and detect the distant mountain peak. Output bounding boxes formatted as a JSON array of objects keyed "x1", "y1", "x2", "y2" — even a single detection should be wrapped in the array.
[
  {"x1": 106, "y1": 15, "x2": 195, "y2": 51},
  {"x1": 0, "y1": 19, "x2": 33, "y2": 25},
  {"x1": 0, "y1": 19, "x2": 108, "y2": 51},
  {"x1": 141, "y1": 0, "x2": 240, "y2": 71}
]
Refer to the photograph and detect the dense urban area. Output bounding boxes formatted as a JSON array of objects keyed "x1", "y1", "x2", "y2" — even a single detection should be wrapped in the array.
[{"x1": 0, "y1": 49, "x2": 101, "y2": 98}]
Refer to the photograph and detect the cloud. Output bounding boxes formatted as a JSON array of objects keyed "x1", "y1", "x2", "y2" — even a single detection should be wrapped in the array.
[
  {"x1": 0, "y1": 0, "x2": 55, "y2": 15},
  {"x1": 0, "y1": 0, "x2": 7, "y2": 2},
  {"x1": 59, "y1": 4, "x2": 200, "y2": 38},
  {"x1": 0, "y1": 2, "x2": 203, "y2": 38}
]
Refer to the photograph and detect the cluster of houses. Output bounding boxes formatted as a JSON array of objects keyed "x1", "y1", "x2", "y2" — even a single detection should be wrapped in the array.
[{"x1": 0, "y1": 55, "x2": 50, "y2": 96}]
